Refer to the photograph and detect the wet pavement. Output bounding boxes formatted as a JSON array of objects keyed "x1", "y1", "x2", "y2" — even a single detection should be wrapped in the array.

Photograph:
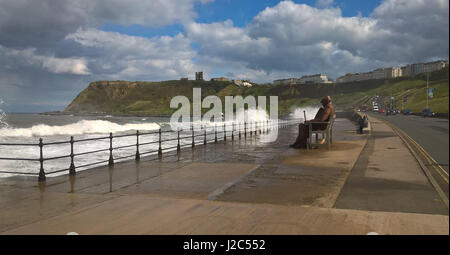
[
  {"x1": 335, "y1": 116, "x2": 449, "y2": 215},
  {"x1": 0, "y1": 117, "x2": 448, "y2": 234}
]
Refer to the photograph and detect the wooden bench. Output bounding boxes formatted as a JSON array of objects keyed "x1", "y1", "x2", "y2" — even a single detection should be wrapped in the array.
[{"x1": 307, "y1": 114, "x2": 336, "y2": 149}]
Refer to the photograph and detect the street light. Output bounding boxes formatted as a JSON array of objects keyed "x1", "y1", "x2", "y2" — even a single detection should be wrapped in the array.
[{"x1": 426, "y1": 72, "x2": 429, "y2": 109}]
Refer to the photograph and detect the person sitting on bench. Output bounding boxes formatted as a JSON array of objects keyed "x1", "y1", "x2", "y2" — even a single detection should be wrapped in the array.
[
  {"x1": 358, "y1": 115, "x2": 368, "y2": 134},
  {"x1": 290, "y1": 96, "x2": 335, "y2": 149}
]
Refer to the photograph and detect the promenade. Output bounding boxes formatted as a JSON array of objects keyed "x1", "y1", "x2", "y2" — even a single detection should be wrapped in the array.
[{"x1": 0, "y1": 116, "x2": 448, "y2": 234}]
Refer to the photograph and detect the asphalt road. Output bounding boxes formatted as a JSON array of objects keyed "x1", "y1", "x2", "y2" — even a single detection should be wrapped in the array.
[{"x1": 368, "y1": 113, "x2": 449, "y2": 174}]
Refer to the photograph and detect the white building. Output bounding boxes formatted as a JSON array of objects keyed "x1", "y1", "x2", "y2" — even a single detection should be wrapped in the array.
[
  {"x1": 273, "y1": 78, "x2": 298, "y2": 86},
  {"x1": 423, "y1": 60, "x2": 448, "y2": 73},
  {"x1": 297, "y1": 74, "x2": 330, "y2": 84},
  {"x1": 401, "y1": 60, "x2": 448, "y2": 77},
  {"x1": 338, "y1": 67, "x2": 401, "y2": 83},
  {"x1": 370, "y1": 67, "x2": 402, "y2": 79},
  {"x1": 337, "y1": 60, "x2": 448, "y2": 83},
  {"x1": 233, "y1": 80, "x2": 253, "y2": 87}
]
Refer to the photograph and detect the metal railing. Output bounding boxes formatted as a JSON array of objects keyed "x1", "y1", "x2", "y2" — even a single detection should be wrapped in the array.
[{"x1": 0, "y1": 119, "x2": 300, "y2": 182}]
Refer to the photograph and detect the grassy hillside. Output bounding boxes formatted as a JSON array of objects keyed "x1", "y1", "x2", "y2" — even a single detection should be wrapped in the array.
[
  {"x1": 65, "y1": 80, "x2": 231, "y2": 115},
  {"x1": 327, "y1": 66, "x2": 449, "y2": 114},
  {"x1": 65, "y1": 67, "x2": 449, "y2": 116}
]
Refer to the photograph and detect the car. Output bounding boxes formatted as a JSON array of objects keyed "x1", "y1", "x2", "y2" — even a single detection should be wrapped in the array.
[
  {"x1": 378, "y1": 109, "x2": 385, "y2": 114},
  {"x1": 373, "y1": 104, "x2": 379, "y2": 112},
  {"x1": 422, "y1": 108, "x2": 435, "y2": 117},
  {"x1": 386, "y1": 109, "x2": 397, "y2": 115},
  {"x1": 403, "y1": 109, "x2": 413, "y2": 115}
]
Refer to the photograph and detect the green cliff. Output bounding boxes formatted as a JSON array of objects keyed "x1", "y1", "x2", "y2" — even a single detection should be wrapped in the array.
[{"x1": 64, "y1": 67, "x2": 449, "y2": 116}]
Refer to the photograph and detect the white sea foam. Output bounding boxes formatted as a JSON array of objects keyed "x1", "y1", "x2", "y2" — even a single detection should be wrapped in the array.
[
  {"x1": 290, "y1": 106, "x2": 321, "y2": 121},
  {"x1": 169, "y1": 108, "x2": 270, "y2": 131},
  {"x1": 235, "y1": 108, "x2": 269, "y2": 122},
  {"x1": 0, "y1": 119, "x2": 160, "y2": 137},
  {"x1": 0, "y1": 98, "x2": 8, "y2": 128}
]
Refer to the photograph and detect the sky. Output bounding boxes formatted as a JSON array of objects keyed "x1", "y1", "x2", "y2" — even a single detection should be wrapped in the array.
[{"x1": 0, "y1": 0, "x2": 448, "y2": 112}]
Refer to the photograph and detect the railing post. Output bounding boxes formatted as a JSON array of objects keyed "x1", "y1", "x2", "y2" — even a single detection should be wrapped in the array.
[
  {"x1": 250, "y1": 122, "x2": 253, "y2": 137},
  {"x1": 267, "y1": 120, "x2": 269, "y2": 132},
  {"x1": 177, "y1": 129, "x2": 181, "y2": 152},
  {"x1": 244, "y1": 122, "x2": 247, "y2": 139},
  {"x1": 238, "y1": 122, "x2": 241, "y2": 140},
  {"x1": 215, "y1": 124, "x2": 218, "y2": 143},
  {"x1": 254, "y1": 121, "x2": 257, "y2": 136},
  {"x1": 223, "y1": 123, "x2": 226, "y2": 142},
  {"x1": 231, "y1": 122, "x2": 234, "y2": 141},
  {"x1": 191, "y1": 124, "x2": 195, "y2": 148},
  {"x1": 204, "y1": 125, "x2": 207, "y2": 145},
  {"x1": 259, "y1": 121, "x2": 262, "y2": 134},
  {"x1": 38, "y1": 138, "x2": 46, "y2": 182},
  {"x1": 108, "y1": 133, "x2": 114, "y2": 166},
  {"x1": 135, "y1": 130, "x2": 140, "y2": 161},
  {"x1": 158, "y1": 128, "x2": 162, "y2": 158},
  {"x1": 69, "y1": 136, "x2": 76, "y2": 175}
]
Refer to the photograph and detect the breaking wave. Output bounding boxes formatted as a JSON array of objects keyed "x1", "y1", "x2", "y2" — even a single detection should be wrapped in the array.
[
  {"x1": 0, "y1": 98, "x2": 8, "y2": 129},
  {"x1": 290, "y1": 106, "x2": 321, "y2": 121},
  {"x1": 169, "y1": 108, "x2": 270, "y2": 130},
  {"x1": 0, "y1": 120, "x2": 160, "y2": 137}
]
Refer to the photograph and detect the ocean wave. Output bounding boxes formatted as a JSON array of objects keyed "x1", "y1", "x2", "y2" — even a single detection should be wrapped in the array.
[
  {"x1": 168, "y1": 108, "x2": 270, "y2": 130},
  {"x1": 0, "y1": 120, "x2": 160, "y2": 137},
  {"x1": 0, "y1": 98, "x2": 8, "y2": 129},
  {"x1": 290, "y1": 106, "x2": 321, "y2": 121}
]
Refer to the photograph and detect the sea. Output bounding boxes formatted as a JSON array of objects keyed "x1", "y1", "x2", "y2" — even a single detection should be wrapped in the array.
[{"x1": 0, "y1": 107, "x2": 317, "y2": 178}]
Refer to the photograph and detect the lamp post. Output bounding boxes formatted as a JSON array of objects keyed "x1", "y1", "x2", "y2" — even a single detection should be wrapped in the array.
[{"x1": 426, "y1": 72, "x2": 429, "y2": 109}]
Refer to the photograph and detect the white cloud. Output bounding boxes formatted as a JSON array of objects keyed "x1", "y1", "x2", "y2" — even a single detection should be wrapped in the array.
[
  {"x1": 41, "y1": 57, "x2": 90, "y2": 75},
  {"x1": 65, "y1": 28, "x2": 198, "y2": 80},
  {"x1": 185, "y1": 0, "x2": 449, "y2": 79},
  {"x1": 315, "y1": 0, "x2": 334, "y2": 8},
  {"x1": 0, "y1": 45, "x2": 90, "y2": 75}
]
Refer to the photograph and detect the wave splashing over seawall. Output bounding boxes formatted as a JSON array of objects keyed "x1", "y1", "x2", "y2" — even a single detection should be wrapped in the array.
[
  {"x1": 290, "y1": 106, "x2": 320, "y2": 121},
  {"x1": 0, "y1": 120, "x2": 160, "y2": 137}
]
